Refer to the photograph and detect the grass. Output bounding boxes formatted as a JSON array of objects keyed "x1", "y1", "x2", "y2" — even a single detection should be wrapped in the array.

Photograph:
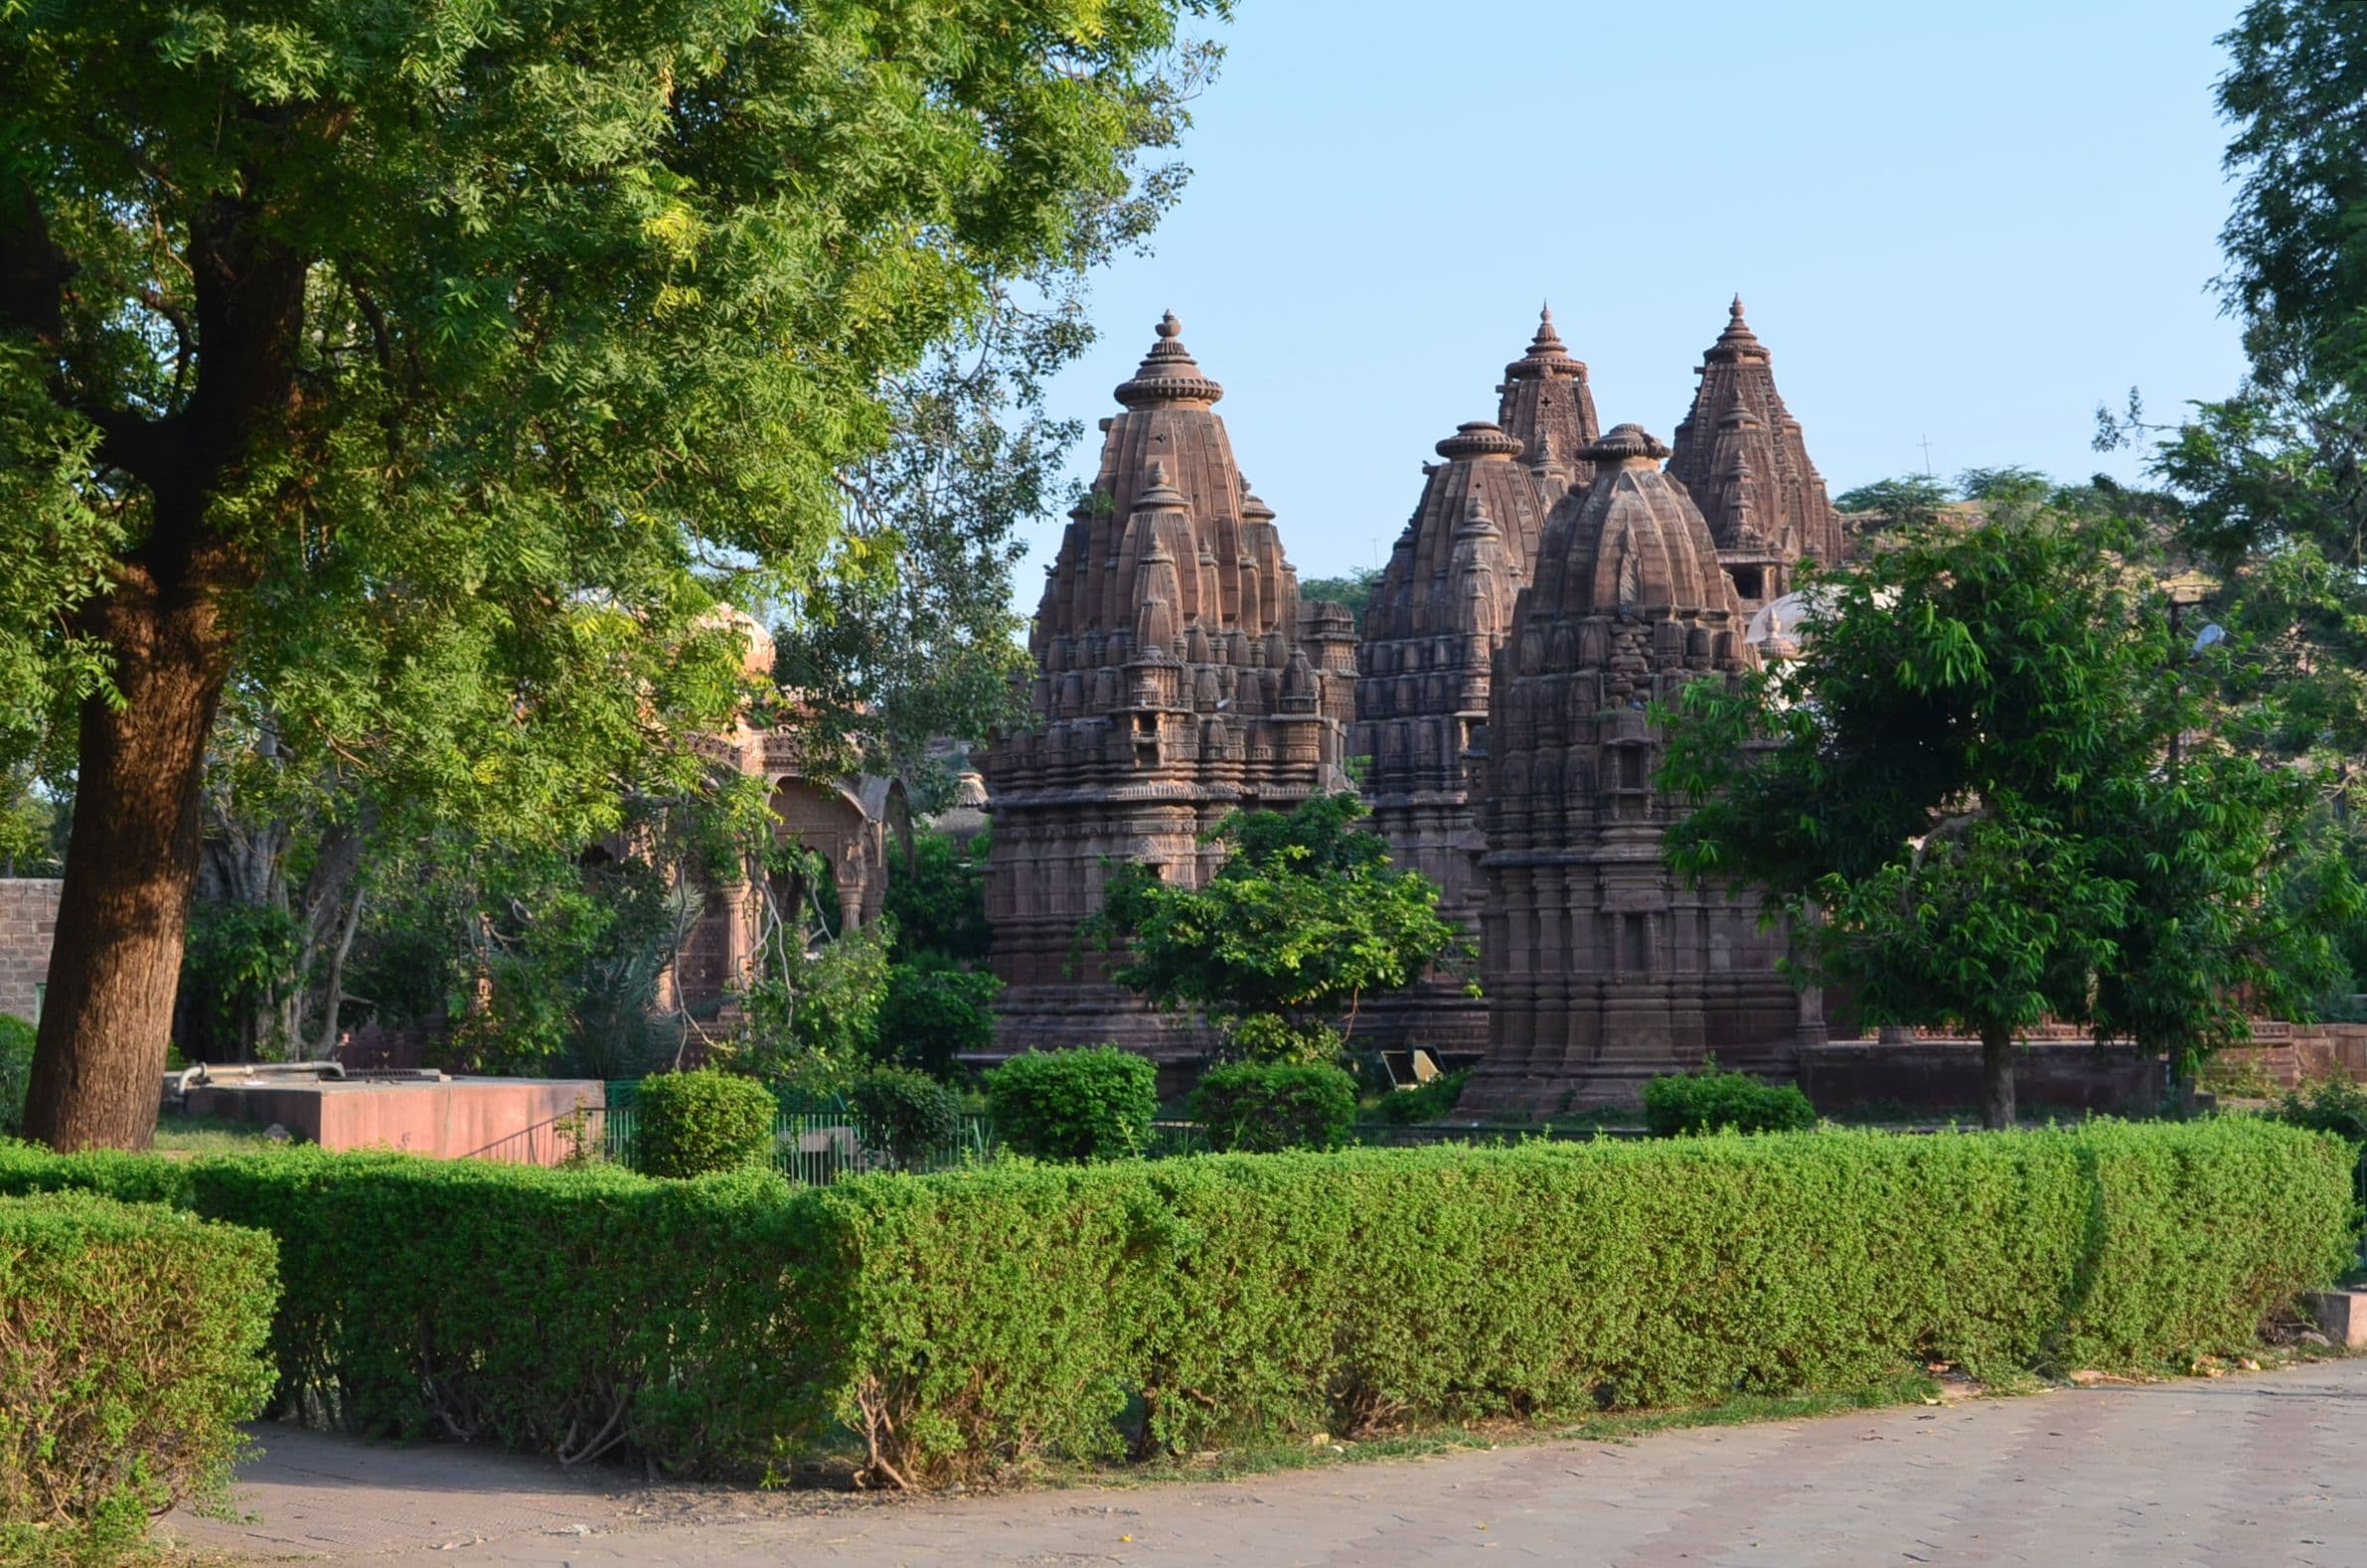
[{"x1": 150, "y1": 1113, "x2": 292, "y2": 1155}]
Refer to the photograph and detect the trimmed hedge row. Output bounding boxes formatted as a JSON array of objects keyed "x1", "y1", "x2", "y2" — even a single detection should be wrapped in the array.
[
  {"x1": 0, "y1": 1192, "x2": 278, "y2": 1562},
  {"x1": 0, "y1": 1118, "x2": 2346, "y2": 1490},
  {"x1": 798, "y1": 1119, "x2": 2352, "y2": 1484}
]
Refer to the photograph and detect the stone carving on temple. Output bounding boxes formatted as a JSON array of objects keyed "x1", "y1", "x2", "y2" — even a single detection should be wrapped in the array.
[
  {"x1": 1665, "y1": 297, "x2": 1846, "y2": 614},
  {"x1": 978, "y1": 314, "x2": 1357, "y2": 1066},
  {"x1": 1459, "y1": 423, "x2": 1821, "y2": 1115}
]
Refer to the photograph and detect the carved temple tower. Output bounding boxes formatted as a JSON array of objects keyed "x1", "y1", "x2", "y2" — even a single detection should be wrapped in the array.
[
  {"x1": 1349, "y1": 311, "x2": 1601, "y2": 1054},
  {"x1": 1460, "y1": 424, "x2": 1817, "y2": 1114},
  {"x1": 979, "y1": 314, "x2": 1357, "y2": 1063},
  {"x1": 1666, "y1": 298, "x2": 1845, "y2": 614}
]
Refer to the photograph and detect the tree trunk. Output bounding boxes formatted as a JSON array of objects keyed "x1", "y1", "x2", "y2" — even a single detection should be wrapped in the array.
[
  {"x1": 25, "y1": 567, "x2": 239, "y2": 1150},
  {"x1": 1979, "y1": 1024, "x2": 2016, "y2": 1132}
]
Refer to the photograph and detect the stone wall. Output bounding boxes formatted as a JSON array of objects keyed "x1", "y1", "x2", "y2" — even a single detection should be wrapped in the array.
[
  {"x1": 1800, "y1": 1040, "x2": 2166, "y2": 1118},
  {"x1": 0, "y1": 878, "x2": 60, "y2": 1022}
]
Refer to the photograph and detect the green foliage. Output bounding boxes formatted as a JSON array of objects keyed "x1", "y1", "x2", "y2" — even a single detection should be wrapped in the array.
[
  {"x1": 0, "y1": 1148, "x2": 806, "y2": 1474},
  {"x1": 797, "y1": 1118, "x2": 2350, "y2": 1487},
  {"x1": 1364, "y1": 1066, "x2": 1474, "y2": 1126},
  {"x1": 985, "y1": 1047, "x2": 1158, "y2": 1163},
  {"x1": 0, "y1": 0, "x2": 1235, "y2": 1139},
  {"x1": 0, "y1": 1120, "x2": 2342, "y2": 1492},
  {"x1": 1298, "y1": 565, "x2": 1383, "y2": 623},
  {"x1": 0, "y1": 1015, "x2": 34, "y2": 1137},
  {"x1": 1832, "y1": 475, "x2": 1952, "y2": 526},
  {"x1": 1193, "y1": 1062, "x2": 1357, "y2": 1152},
  {"x1": 1659, "y1": 501, "x2": 2362, "y2": 1123},
  {"x1": 634, "y1": 1070, "x2": 778, "y2": 1180},
  {"x1": 1640, "y1": 1064, "x2": 1817, "y2": 1137},
  {"x1": 883, "y1": 831, "x2": 995, "y2": 965},
  {"x1": 850, "y1": 1067, "x2": 965, "y2": 1171},
  {"x1": 879, "y1": 955, "x2": 1002, "y2": 1077},
  {"x1": 1097, "y1": 793, "x2": 1471, "y2": 1063},
  {"x1": 736, "y1": 921, "x2": 894, "y2": 1081},
  {"x1": 0, "y1": 1192, "x2": 276, "y2": 1563}
]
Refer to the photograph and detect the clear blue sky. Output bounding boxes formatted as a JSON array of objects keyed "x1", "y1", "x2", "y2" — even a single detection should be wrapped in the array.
[{"x1": 1024, "y1": 0, "x2": 2252, "y2": 592}]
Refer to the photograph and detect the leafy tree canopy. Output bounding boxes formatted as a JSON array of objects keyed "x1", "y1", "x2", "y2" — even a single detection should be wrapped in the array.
[
  {"x1": 1659, "y1": 498, "x2": 2360, "y2": 1128},
  {"x1": 0, "y1": 0, "x2": 1228, "y2": 1147},
  {"x1": 1095, "y1": 793, "x2": 1470, "y2": 1063}
]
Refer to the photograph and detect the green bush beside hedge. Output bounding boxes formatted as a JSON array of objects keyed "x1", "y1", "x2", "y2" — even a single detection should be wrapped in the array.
[
  {"x1": 1641, "y1": 1062, "x2": 1817, "y2": 1136},
  {"x1": 985, "y1": 1047, "x2": 1157, "y2": 1162},
  {"x1": 635, "y1": 1069, "x2": 778, "y2": 1177},
  {"x1": 1194, "y1": 1062, "x2": 1357, "y2": 1152},
  {"x1": 0, "y1": 1118, "x2": 2343, "y2": 1492},
  {"x1": 0, "y1": 1192, "x2": 278, "y2": 1563}
]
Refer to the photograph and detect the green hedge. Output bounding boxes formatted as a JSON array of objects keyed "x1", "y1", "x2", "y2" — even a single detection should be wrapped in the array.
[
  {"x1": 0, "y1": 1118, "x2": 2344, "y2": 1492},
  {"x1": 0, "y1": 1192, "x2": 278, "y2": 1563},
  {"x1": 792, "y1": 1119, "x2": 2351, "y2": 1484}
]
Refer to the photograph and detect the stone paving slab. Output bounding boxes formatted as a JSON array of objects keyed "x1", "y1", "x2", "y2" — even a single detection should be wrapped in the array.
[{"x1": 166, "y1": 1356, "x2": 2367, "y2": 1566}]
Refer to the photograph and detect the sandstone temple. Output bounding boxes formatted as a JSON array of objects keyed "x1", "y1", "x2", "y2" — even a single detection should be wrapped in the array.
[
  {"x1": 978, "y1": 314, "x2": 1357, "y2": 1063},
  {"x1": 973, "y1": 300, "x2": 1847, "y2": 1110}
]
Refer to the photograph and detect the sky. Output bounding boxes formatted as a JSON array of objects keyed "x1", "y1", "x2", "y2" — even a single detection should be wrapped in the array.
[{"x1": 1019, "y1": 0, "x2": 2255, "y2": 594}]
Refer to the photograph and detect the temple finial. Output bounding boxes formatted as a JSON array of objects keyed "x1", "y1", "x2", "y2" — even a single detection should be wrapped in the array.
[
  {"x1": 1157, "y1": 310, "x2": 1182, "y2": 340},
  {"x1": 1730, "y1": 293, "x2": 1745, "y2": 322}
]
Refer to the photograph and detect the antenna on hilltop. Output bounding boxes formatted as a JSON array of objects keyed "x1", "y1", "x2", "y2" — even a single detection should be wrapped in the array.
[{"x1": 1918, "y1": 433, "x2": 1936, "y2": 478}]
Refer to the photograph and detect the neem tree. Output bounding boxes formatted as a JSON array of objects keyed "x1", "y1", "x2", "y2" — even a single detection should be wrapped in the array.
[
  {"x1": 0, "y1": 0, "x2": 1227, "y2": 1148},
  {"x1": 1097, "y1": 792, "x2": 1470, "y2": 1063},
  {"x1": 1658, "y1": 497, "x2": 2357, "y2": 1129}
]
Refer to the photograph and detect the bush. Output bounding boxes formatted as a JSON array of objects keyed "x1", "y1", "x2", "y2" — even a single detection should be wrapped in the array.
[
  {"x1": 850, "y1": 1067, "x2": 964, "y2": 1170},
  {"x1": 1195, "y1": 1062, "x2": 1357, "y2": 1152},
  {"x1": 0, "y1": 1147, "x2": 805, "y2": 1475},
  {"x1": 1365, "y1": 1066, "x2": 1472, "y2": 1126},
  {"x1": 0, "y1": 1192, "x2": 277, "y2": 1563},
  {"x1": 878, "y1": 958, "x2": 1001, "y2": 1077},
  {"x1": 0, "y1": 1015, "x2": 33, "y2": 1137},
  {"x1": 985, "y1": 1047, "x2": 1158, "y2": 1163},
  {"x1": 635, "y1": 1070, "x2": 778, "y2": 1178},
  {"x1": 801, "y1": 1118, "x2": 2351, "y2": 1486},
  {"x1": 1641, "y1": 1062, "x2": 1817, "y2": 1136},
  {"x1": 0, "y1": 1120, "x2": 2342, "y2": 1494}
]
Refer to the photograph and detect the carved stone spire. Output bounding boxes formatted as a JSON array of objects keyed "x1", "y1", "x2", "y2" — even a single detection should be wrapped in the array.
[
  {"x1": 980, "y1": 314, "x2": 1356, "y2": 1066},
  {"x1": 1462, "y1": 420, "x2": 1810, "y2": 1116},
  {"x1": 1667, "y1": 297, "x2": 1845, "y2": 612},
  {"x1": 1496, "y1": 304, "x2": 1600, "y2": 501},
  {"x1": 1351, "y1": 405, "x2": 1557, "y2": 1055}
]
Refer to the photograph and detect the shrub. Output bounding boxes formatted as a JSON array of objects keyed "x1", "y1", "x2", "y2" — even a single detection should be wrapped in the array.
[
  {"x1": 878, "y1": 958, "x2": 1002, "y2": 1077},
  {"x1": 851, "y1": 1067, "x2": 965, "y2": 1170},
  {"x1": 635, "y1": 1070, "x2": 778, "y2": 1178},
  {"x1": 985, "y1": 1047, "x2": 1157, "y2": 1163},
  {"x1": 802, "y1": 1119, "x2": 2351, "y2": 1487},
  {"x1": 0, "y1": 1120, "x2": 2341, "y2": 1494},
  {"x1": 0, "y1": 1015, "x2": 32, "y2": 1137},
  {"x1": 0, "y1": 1193, "x2": 277, "y2": 1563},
  {"x1": 1194, "y1": 1062, "x2": 1357, "y2": 1152},
  {"x1": 1365, "y1": 1066, "x2": 1473, "y2": 1126},
  {"x1": 1641, "y1": 1062, "x2": 1817, "y2": 1136}
]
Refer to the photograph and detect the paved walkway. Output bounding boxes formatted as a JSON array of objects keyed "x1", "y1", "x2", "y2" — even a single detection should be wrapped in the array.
[{"x1": 167, "y1": 1356, "x2": 2367, "y2": 1566}]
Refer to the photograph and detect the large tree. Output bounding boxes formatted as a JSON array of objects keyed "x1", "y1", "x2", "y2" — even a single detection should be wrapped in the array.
[
  {"x1": 1659, "y1": 499, "x2": 2357, "y2": 1129},
  {"x1": 0, "y1": 0, "x2": 1227, "y2": 1148}
]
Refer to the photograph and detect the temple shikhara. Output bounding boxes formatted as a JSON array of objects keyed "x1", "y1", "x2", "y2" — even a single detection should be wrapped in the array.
[
  {"x1": 1461, "y1": 423, "x2": 1819, "y2": 1113},
  {"x1": 978, "y1": 314, "x2": 1357, "y2": 1064},
  {"x1": 973, "y1": 301, "x2": 1846, "y2": 1110}
]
